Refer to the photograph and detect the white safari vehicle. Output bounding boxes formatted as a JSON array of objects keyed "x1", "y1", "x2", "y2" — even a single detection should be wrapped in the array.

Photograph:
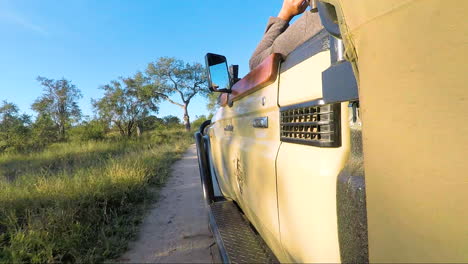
[{"x1": 195, "y1": 0, "x2": 468, "y2": 263}]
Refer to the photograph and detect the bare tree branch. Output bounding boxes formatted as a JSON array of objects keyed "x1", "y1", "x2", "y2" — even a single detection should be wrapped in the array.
[
  {"x1": 185, "y1": 91, "x2": 198, "y2": 104},
  {"x1": 153, "y1": 92, "x2": 185, "y2": 108},
  {"x1": 167, "y1": 72, "x2": 186, "y2": 102}
]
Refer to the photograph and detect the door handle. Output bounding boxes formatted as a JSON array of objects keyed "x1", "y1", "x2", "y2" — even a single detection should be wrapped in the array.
[
  {"x1": 224, "y1": 125, "x2": 234, "y2": 132},
  {"x1": 252, "y1": 117, "x2": 268, "y2": 128}
]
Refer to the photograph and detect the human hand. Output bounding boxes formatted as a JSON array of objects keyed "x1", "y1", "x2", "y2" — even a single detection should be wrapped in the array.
[{"x1": 278, "y1": 0, "x2": 309, "y2": 22}]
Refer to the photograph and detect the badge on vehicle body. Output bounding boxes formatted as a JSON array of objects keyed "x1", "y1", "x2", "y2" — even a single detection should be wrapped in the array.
[
  {"x1": 234, "y1": 157, "x2": 244, "y2": 195},
  {"x1": 252, "y1": 117, "x2": 268, "y2": 128}
]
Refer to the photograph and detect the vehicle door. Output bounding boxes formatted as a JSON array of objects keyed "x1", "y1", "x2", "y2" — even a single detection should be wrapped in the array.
[{"x1": 227, "y1": 54, "x2": 284, "y2": 257}]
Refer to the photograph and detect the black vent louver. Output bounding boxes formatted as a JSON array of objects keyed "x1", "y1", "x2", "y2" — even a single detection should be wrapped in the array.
[{"x1": 280, "y1": 101, "x2": 341, "y2": 147}]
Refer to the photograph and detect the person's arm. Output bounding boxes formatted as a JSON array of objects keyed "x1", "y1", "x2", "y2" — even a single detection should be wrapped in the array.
[
  {"x1": 249, "y1": 17, "x2": 289, "y2": 70},
  {"x1": 249, "y1": 0, "x2": 309, "y2": 70}
]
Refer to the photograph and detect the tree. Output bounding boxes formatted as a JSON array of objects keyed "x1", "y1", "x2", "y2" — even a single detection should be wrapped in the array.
[
  {"x1": 32, "y1": 77, "x2": 82, "y2": 140},
  {"x1": 0, "y1": 101, "x2": 32, "y2": 152},
  {"x1": 145, "y1": 57, "x2": 207, "y2": 131},
  {"x1": 93, "y1": 75, "x2": 156, "y2": 138},
  {"x1": 0, "y1": 101, "x2": 20, "y2": 125}
]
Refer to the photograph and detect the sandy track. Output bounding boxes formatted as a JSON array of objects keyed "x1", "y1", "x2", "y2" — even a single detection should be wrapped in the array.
[{"x1": 119, "y1": 145, "x2": 217, "y2": 263}]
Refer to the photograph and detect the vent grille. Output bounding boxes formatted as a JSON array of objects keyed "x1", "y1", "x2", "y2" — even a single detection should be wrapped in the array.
[{"x1": 280, "y1": 102, "x2": 341, "y2": 147}]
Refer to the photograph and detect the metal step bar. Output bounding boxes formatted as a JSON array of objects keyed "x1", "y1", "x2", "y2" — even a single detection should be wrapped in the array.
[{"x1": 208, "y1": 201, "x2": 279, "y2": 264}]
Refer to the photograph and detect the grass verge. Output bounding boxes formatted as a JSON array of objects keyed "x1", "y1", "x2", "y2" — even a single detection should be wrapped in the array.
[{"x1": 0, "y1": 129, "x2": 193, "y2": 263}]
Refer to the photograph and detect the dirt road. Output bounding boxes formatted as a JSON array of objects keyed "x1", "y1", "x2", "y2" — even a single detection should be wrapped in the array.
[{"x1": 119, "y1": 145, "x2": 217, "y2": 263}]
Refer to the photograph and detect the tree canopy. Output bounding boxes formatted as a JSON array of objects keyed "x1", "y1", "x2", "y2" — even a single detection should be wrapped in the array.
[
  {"x1": 93, "y1": 75, "x2": 157, "y2": 138},
  {"x1": 32, "y1": 77, "x2": 82, "y2": 140},
  {"x1": 0, "y1": 101, "x2": 32, "y2": 152},
  {"x1": 145, "y1": 57, "x2": 207, "y2": 131}
]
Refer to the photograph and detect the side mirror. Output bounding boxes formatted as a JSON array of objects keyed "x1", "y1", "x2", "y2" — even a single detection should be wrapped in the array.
[{"x1": 205, "y1": 53, "x2": 232, "y2": 93}]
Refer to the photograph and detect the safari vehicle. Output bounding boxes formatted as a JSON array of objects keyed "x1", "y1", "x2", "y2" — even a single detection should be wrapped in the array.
[{"x1": 195, "y1": 0, "x2": 468, "y2": 263}]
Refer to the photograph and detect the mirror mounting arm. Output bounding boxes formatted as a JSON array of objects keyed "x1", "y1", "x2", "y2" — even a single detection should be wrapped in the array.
[
  {"x1": 229, "y1": 65, "x2": 241, "y2": 85},
  {"x1": 216, "y1": 88, "x2": 231, "y2": 93}
]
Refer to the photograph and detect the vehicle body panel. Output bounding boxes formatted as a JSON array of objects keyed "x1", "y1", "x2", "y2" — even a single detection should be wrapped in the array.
[
  {"x1": 229, "y1": 78, "x2": 283, "y2": 259},
  {"x1": 275, "y1": 38, "x2": 351, "y2": 262},
  {"x1": 209, "y1": 109, "x2": 236, "y2": 200},
  {"x1": 277, "y1": 102, "x2": 350, "y2": 263},
  {"x1": 323, "y1": 0, "x2": 468, "y2": 262},
  {"x1": 279, "y1": 50, "x2": 329, "y2": 106}
]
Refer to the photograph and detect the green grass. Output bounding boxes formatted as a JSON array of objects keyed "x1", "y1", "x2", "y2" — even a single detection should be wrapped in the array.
[{"x1": 0, "y1": 129, "x2": 193, "y2": 263}]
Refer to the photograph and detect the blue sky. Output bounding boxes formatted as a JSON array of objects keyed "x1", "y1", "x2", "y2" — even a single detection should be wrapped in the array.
[{"x1": 0, "y1": 0, "x2": 284, "y2": 121}]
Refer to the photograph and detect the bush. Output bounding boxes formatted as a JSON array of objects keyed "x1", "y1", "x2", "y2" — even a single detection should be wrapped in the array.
[
  {"x1": 0, "y1": 125, "x2": 32, "y2": 153},
  {"x1": 31, "y1": 115, "x2": 59, "y2": 149},
  {"x1": 139, "y1": 116, "x2": 163, "y2": 132},
  {"x1": 68, "y1": 120, "x2": 106, "y2": 141}
]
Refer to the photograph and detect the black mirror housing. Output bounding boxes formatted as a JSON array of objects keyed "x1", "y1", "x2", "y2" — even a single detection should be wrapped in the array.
[
  {"x1": 205, "y1": 53, "x2": 232, "y2": 93},
  {"x1": 317, "y1": 2, "x2": 341, "y2": 39}
]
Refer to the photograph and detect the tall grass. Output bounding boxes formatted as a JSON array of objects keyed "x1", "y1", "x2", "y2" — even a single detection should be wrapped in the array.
[{"x1": 0, "y1": 129, "x2": 193, "y2": 263}]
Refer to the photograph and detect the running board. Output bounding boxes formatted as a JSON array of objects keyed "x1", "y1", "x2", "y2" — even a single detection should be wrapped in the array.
[{"x1": 208, "y1": 201, "x2": 279, "y2": 264}]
